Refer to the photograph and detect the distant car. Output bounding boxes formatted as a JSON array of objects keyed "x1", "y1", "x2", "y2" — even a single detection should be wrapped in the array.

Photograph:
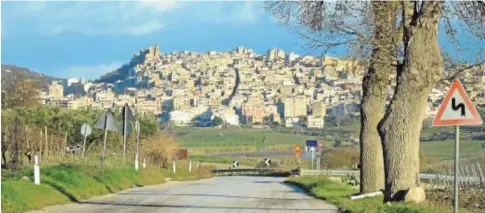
[{"x1": 66, "y1": 145, "x2": 81, "y2": 154}]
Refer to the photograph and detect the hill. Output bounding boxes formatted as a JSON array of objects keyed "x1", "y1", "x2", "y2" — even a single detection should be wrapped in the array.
[{"x1": 1, "y1": 64, "x2": 64, "y2": 91}]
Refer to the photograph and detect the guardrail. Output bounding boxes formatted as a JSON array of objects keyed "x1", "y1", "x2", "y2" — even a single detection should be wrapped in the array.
[
  {"x1": 211, "y1": 168, "x2": 482, "y2": 183},
  {"x1": 300, "y1": 169, "x2": 482, "y2": 182},
  {"x1": 211, "y1": 168, "x2": 293, "y2": 176},
  {"x1": 212, "y1": 168, "x2": 274, "y2": 176}
]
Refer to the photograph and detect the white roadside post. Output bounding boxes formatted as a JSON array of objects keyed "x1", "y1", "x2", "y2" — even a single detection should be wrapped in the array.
[
  {"x1": 189, "y1": 159, "x2": 192, "y2": 173},
  {"x1": 34, "y1": 154, "x2": 40, "y2": 185},
  {"x1": 143, "y1": 158, "x2": 146, "y2": 169},
  {"x1": 431, "y1": 79, "x2": 483, "y2": 213},
  {"x1": 173, "y1": 159, "x2": 176, "y2": 174},
  {"x1": 134, "y1": 121, "x2": 140, "y2": 171}
]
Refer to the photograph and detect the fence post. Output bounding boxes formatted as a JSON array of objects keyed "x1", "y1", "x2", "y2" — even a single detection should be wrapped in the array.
[
  {"x1": 477, "y1": 162, "x2": 484, "y2": 187},
  {"x1": 460, "y1": 166, "x2": 466, "y2": 188},
  {"x1": 471, "y1": 165, "x2": 478, "y2": 186},
  {"x1": 34, "y1": 155, "x2": 40, "y2": 185}
]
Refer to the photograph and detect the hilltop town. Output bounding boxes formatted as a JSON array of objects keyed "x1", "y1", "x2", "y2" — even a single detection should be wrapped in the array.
[{"x1": 23, "y1": 45, "x2": 485, "y2": 128}]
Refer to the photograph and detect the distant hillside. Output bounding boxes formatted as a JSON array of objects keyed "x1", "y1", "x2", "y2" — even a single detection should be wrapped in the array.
[
  {"x1": 97, "y1": 63, "x2": 131, "y2": 84},
  {"x1": 1, "y1": 64, "x2": 64, "y2": 91}
]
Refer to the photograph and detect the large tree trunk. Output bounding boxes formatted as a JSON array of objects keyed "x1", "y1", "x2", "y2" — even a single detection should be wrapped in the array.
[
  {"x1": 359, "y1": 1, "x2": 398, "y2": 194},
  {"x1": 378, "y1": 1, "x2": 443, "y2": 202}
]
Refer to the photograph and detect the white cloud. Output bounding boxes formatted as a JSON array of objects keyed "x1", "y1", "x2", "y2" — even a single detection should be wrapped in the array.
[
  {"x1": 62, "y1": 61, "x2": 124, "y2": 80},
  {"x1": 191, "y1": 1, "x2": 264, "y2": 25},
  {"x1": 3, "y1": 1, "x2": 180, "y2": 36},
  {"x1": 2, "y1": 1, "x2": 265, "y2": 36}
]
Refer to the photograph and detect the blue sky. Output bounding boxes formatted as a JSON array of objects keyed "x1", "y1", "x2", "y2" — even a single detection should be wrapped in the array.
[{"x1": 1, "y1": 1, "x2": 484, "y2": 80}]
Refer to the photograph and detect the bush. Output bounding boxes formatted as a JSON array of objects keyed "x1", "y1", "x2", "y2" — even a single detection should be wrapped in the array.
[
  {"x1": 142, "y1": 132, "x2": 179, "y2": 168},
  {"x1": 324, "y1": 148, "x2": 360, "y2": 169},
  {"x1": 212, "y1": 116, "x2": 223, "y2": 127}
]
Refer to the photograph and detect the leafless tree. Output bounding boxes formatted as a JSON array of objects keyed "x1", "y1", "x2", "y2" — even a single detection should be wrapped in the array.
[{"x1": 266, "y1": 0, "x2": 484, "y2": 202}]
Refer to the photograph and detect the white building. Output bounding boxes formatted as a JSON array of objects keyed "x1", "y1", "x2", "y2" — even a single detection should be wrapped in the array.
[
  {"x1": 169, "y1": 110, "x2": 192, "y2": 126},
  {"x1": 307, "y1": 116, "x2": 324, "y2": 129}
]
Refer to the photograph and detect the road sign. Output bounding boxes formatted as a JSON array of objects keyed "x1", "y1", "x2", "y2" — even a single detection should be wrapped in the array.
[
  {"x1": 119, "y1": 104, "x2": 135, "y2": 162},
  {"x1": 80, "y1": 124, "x2": 91, "y2": 158},
  {"x1": 431, "y1": 79, "x2": 483, "y2": 213},
  {"x1": 95, "y1": 109, "x2": 118, "y2": 131},
  {"x1": 233, "y1": 160, "x2": 239, "y2": 168},
  {"x1": 118, "y1": 103, "x2": 135, "y2": 121},
  {"x1": 432, "y1": 79, "x2": 483, "y2": 126},
  {"x1": 95, "y1": 108, "x2": 117, "y2": 169},
  {"x1": 264, "y1": 158, "x2": 271, "y2": 167},
  {"x1": 118, "y1": 122, "x2": 133, "y2": 136},
  {"x1": 303, "y1": 151, "x2": 312, "y2": 160},
  {"x1": 80, "y1": 124, "x2": 92, "y2": 137},
  {"x1": 306, "y1": 140, "x2": 318, "y2": 147},
  {"x1": 294, "y1": 144, "x2": 301, "y2": 154}
]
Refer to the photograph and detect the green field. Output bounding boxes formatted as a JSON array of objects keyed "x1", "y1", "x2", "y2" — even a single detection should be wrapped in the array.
[
  {"x1": 420, "y1": 140, "x2": 485, "y2": 160},
  {"x1": 174, "y1": 127, "x2": 316, "y2": 148}
]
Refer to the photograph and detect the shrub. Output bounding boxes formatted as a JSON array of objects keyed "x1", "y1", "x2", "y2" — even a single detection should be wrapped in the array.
[
  {"x1": 142, "y1": 132, "x2": 179, "y2": 168},
  {"x1": 323, "y1": 148, "x2": 360, "y2": 169}
]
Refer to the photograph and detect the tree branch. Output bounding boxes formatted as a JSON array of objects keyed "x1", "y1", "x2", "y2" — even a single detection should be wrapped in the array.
[{"x1": 440, "y1": 62, "x2": 485, "y2": 83}]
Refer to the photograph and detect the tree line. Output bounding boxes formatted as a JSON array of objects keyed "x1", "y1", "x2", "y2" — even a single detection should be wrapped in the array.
[{"x1": 1, "y1": 106, "x2": 159, "y2": 169}]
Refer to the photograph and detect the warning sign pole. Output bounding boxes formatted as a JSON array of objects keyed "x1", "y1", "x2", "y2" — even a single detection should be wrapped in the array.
[
  {"x1": 454, "y1": 125, "x2": 459, "y2": 213},
  {"x1": 432, "y1": 79, "x2": 483, "y2": 213}
]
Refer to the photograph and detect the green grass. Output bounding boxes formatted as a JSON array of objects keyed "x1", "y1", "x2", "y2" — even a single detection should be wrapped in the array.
[
  {"x1": 190, "y1": 155, "x2": 234, "y2": 164},
  {"x1": 1, "y1": 161, "x2": 214, "y2": 213},
  {"x1": 174, "y1": 127, "x2": 316, "y2": 148},
  {"x1": 420, "y1": 140, "x2": 485, "y2": 160},
  {"x1": 285, "y1": 176, "x2": 470, "y2": 213}
]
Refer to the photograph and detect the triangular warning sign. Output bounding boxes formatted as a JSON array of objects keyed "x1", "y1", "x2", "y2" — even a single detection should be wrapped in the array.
[{"x1": 432, "y1": 79, "x2": 483, "y2": 126}]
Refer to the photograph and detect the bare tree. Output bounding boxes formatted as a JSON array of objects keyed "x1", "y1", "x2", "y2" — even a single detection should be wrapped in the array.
[
  {"x1": 266, "y1": 0, "x2": 392, "y2": 194},
  {"x1": 266, "y1": 0, "x2": 484, "y2": 201},
  {"x1": 2, "y1": 72, "x2": 40, "y2": 109}
]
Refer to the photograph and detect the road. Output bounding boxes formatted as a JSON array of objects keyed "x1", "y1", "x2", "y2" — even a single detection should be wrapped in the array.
[{"x1": 29, "y1": 176, "x2": 339, "y2": 213}]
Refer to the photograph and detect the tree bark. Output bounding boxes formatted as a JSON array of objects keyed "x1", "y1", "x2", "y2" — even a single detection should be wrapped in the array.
[
  {"x1": 360, "y1": 1, "x2": 398, "y2": 194},
  {"x1": 378, "y1": 1, "x2": 443, "y2": 202}
]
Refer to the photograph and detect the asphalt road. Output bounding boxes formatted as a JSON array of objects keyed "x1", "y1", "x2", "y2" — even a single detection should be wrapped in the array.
[{"x1": 29, "y1": 176, "x2": 339, "y2": 213}]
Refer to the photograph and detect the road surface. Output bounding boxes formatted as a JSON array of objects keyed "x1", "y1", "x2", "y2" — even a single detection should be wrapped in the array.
[{"x1": 29, "y1": 176, "x2": 339, "y2": 213}]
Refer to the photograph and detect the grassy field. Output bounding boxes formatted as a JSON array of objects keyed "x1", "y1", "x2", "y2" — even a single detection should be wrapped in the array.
[
  {"x1": 174, "y1": 127, "x2": 316, "y2": 150},
  {"x1": 420, "y1": 140, "x2": 485, "y2": 160},
  {"x1": 1, "y1": 157, "x2": 214, "y2": 213},
  {"x1": 175, "y1": 125, "x2": 477, "y2": 150},
  {"x1": 286, "y1": 176, "x2": 473, "y2": 213}
]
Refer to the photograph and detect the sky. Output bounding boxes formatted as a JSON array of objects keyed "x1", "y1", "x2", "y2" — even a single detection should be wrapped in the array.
[{"x1": 1, "y1": 1, "x2": 484, "y2": 80}]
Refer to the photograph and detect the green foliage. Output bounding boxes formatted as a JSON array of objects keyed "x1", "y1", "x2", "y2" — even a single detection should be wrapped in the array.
[
  {"x1": 212, "y1": 116, "x2": 223, "y2": 127},
  {"x1": 341, "y1": 174, "x2": 359, "y2": 187},
  {"x1": 285, "y1": 176, "x2": 452, "y2": 213},
  {"x1": 1, "y1": 106, "x2": 159, "y2": 147}
]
